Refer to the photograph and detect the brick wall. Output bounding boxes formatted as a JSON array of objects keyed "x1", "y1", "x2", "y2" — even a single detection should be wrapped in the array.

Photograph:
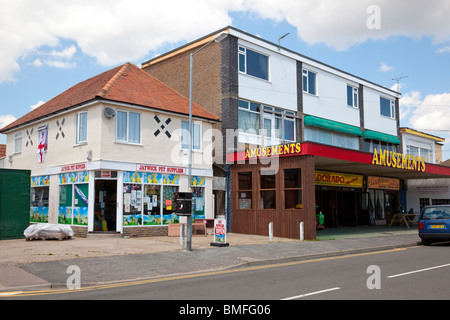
[{"x1": 122, "y1": 226, "x2": 168, "y2": 237}]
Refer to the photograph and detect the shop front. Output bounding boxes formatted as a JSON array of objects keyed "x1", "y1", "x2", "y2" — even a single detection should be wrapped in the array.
[
  {"x1": 34, "y1": 161, "x2": 213, "y2": 237},
  {"x1": 227, "y1": 141, "x2": 450, "y2": 240}
]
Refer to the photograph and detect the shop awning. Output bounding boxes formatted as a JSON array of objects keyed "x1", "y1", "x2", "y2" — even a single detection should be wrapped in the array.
[
  {"x1": 364, "y1": 130, "x2": 400, "y2": 144},
  {"x1": 304, "y1": 115, "x2": 363, "y2": 136}
]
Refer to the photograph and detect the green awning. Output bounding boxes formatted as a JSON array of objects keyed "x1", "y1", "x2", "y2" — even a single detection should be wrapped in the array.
[
  {"x1": 304, "y1": 115, "x2": 363, "y2": 136},
  {"x1": 364, "y1": 130, "x2": 400, "y2": 144}
]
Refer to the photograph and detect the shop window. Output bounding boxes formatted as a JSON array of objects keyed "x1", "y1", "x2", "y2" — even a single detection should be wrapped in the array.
[
  {"x1": 191, "y1": 176, "x2": 206, "y2": 219},
  {"x1": 284, "y1": 169, "x2": 302, "y2": 209},
  {"x1": 260, "y1": 171, "x2": 276, "y2": 209},
  {"x1": 237, "y1": 172, "x2": 252, "y2": 209},
  {"x1": 59, "y1": 185, "x2": 73, "y2": 224},
  {"x1": 30, "y1": 175, "x2": 50, "y2": 223},
  {"x1": 58, "y1": 171, "x2": 89, "y2": 226},
  {"x1": 73, "y1": 184, "x2": 89, "y2": 225},
  {"x1": 123, "y1": 172, "x2": 180, "y2": 226},
  {"x1": 123, "y1": 183, "x2": 142, "y2": 226}
]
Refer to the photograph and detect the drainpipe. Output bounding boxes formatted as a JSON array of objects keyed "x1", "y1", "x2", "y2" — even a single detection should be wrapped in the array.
[{"x1": 225, "y1": 164, "x2": 231, "y2": 232}]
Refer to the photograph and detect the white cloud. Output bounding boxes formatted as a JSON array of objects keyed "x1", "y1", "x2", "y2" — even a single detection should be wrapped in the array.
[
  {"x1": 436, "y1": 46, "x2": 450, "y2": 53},
  {"x1": 399, "y1": 90, "x2": 421, "y2": 120},
  {"x1": 0, "y1": 114, "x2": 17, "y2": 130},
  {"x1": 378, "y1": 62, "x2": 394, "y2": 72},
  {"x1": 1, "y1": 0, "x2": 450, "y2": 84},
  {"x1": 410, "y1": 92, "x2": 450, "y2": 131},
  {"x1": 30, "y1": 101, "x2": 45, "y2": 110}
]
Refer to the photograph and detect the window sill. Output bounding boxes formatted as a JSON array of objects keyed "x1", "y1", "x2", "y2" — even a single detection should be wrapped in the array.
[
  {"x1": 303, "y1": 91, "x2": 318, "y2": 98},
  {"x1": 114, "y1": 141, "x2": 143, "y2": 147},
  {"x1": 238, "y1": 71, "x2": 271, "y2": 83},
  {"x1": 73, "y1": 142, "x2": 88, "y2": 147}
]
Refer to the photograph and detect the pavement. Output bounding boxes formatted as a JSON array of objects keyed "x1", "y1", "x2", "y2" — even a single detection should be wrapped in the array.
[{"x1": 0, "y1": 225, "x2": 421, "y2": 293}]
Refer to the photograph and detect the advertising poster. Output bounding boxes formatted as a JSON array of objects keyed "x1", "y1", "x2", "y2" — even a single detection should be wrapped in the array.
[{"x1": 214, "y1": 218, "x2": 227, "y2": 243}]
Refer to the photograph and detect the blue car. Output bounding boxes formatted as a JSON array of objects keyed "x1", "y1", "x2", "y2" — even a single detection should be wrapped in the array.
[{"x1": 418, "y1": 205, "x2": 450, "y2": 245}]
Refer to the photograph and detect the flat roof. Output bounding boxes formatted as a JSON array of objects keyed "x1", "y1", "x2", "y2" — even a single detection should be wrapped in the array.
[{"x1": 142, "y1": 25, "x2": 401, "y2": 98}]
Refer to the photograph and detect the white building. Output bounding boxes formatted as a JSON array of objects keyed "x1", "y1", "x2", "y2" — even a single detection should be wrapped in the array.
[{"x1": 0, "y1": 63, "x2": 218, "y2": 237}]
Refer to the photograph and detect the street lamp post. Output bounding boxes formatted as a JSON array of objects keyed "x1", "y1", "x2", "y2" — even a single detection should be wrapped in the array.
[{"x1": 186, "y1": 31, "x2": 228, "y2": 251}]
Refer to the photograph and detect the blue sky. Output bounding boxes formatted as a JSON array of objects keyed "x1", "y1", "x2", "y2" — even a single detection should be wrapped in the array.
[{"x1": 1, "y1": 0, "x2": 450, "y2": 159}]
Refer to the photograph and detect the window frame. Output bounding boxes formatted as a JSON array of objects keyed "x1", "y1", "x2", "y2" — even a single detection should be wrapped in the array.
[
  {"x1": 116, "y1": 109, "x2": 141, "y2": 144},
  {"x1": 76, "y1": 111, "x2": 88, "y2": 144},
  {"x1": 380, "y1": 96, "x2": 396, "y2": 119},
  {"x1": 181, "y1": 120, "x2": 202, "y2": 151},
  {"x1": 302, "y1": 69, "x2": 317, "y2": 95},
  {"x1": 237, "y1": 171, "x2": 253, "y2": 210},
  {"x1": 259, "y1": 171, "x2": 276, "y2": 210},
  {"x1": 283, "y1": 168, "x2": 303, "y2": 210},
  {"x1": 347, "y1": 85, "x2": 359, "y2": 108},
  {"x1": 238, "y1": 45, "x2": 270, "y2": 81},
  {"x1": 238, "y1": 99, "x2": 296, "y2": 143},
  {"x1": 14, "y1": 132, "x2": 22, "y2": 154}
]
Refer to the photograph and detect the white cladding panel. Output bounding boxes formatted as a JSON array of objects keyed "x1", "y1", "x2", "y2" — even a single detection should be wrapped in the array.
[
  {"x1": 363, "y1": 87, "x2": 398, "y2": 136},
  {"x1": 302, "y1": 64, "x2": 360, "y2": 126},
  {"x1": 238, "y1": 39, "x2": 297, "y2": 111}
]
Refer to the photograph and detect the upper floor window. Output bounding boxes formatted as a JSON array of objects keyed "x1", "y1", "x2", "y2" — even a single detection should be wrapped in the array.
[
  {"x1": 116, "y1": 110, "x2": 141, "y2": 144},
  {"x1": 302, "y1": 69, "x2": 317, "y2": 95},
  {"x1": 380, "y1": 97, "x2": 395, "y2": 119},
  {"x1": 76, "y1": 111, "x2": 87, "y2": 144},
  {"x1": 238, "y1": 46, "x2": 269, "y2": 81},
  {"x1": 14, "y1": 132, "x2": 22, "y2": 153},
  {"x1": 238, "y1": 99, "x2": 296, "y2": 143},
  {"x1": 181, "y1": 120, "x2": 201, "y2": 150},
  {"x1": 347, "y1": 85, "x2": 359, "y2": 108}
]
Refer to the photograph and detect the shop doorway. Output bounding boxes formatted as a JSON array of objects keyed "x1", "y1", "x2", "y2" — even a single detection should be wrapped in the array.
[
  {"x1": 316, "y1": 188, "x2": 361, "y2": 227},
  {"x1": 94, "y1": 180, "x2": 117, "y2": 232}
]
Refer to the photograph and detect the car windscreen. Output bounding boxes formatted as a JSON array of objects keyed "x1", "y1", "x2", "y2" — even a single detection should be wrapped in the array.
[{"x1": 421, "y1": 207, "x2": 450, "y2": 220}]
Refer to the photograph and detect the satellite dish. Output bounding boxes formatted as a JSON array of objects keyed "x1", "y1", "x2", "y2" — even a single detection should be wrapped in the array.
[{"x1": 104, "y1": 107, "x2": 115, "y2": 119}]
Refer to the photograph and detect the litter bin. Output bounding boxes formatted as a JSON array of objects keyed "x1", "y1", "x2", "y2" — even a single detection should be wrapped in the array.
[{"x1": 175, "y1": 192, "x2": 193, "y2": 216}]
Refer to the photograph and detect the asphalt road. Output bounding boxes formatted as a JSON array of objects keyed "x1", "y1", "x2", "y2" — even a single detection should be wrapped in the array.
[{"x1": 2, "y1": 243, "x2": 449, "y2": 303}]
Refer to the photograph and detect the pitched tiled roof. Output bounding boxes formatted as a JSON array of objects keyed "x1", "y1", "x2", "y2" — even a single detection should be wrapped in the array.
[{"x1": 0, "y1": 63, "x2": 218, "y2": 132}]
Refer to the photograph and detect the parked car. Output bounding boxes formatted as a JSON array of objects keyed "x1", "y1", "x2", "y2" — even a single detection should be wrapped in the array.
[{"x1": 418, "y1": 205, "x2": 450, "y2": 245}]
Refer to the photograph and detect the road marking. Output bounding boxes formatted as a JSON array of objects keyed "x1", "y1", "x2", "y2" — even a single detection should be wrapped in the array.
[
  {"x1": 2, "y1": 247, "x2": 407, "y2": 297},
  {"x1": 388, "y1": 263, "x2": 450, "y2": 278},
  {"x1": 0, "y1": 291, "x2": 23, "y2": 297},
  {"x1": 281, "y1": 287, "x2": 341, "y2": 300}
]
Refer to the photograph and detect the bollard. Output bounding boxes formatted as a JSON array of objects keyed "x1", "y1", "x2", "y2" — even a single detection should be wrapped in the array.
[
  {"x1": 269, "y1": 222, "x2": 273, "y2": 242},
  {"x1": 300, "y1": 222, "x2": 304, "y2": 241}
]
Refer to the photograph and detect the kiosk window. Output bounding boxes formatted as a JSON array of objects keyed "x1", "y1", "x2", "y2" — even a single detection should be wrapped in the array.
[
  {"x1": 260, "y1": 172, "x2": 276, "y2": 210},
  {"x1": 238, "y1": 172, "x2": 252, "y2": 209},
  {"x1": 284, "y1": 169, "x2": 302, "y2": 209}
]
